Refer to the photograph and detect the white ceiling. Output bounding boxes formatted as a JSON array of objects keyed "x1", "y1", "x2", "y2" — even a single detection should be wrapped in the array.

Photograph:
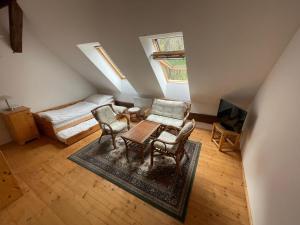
[{"x1": 19, "y1": 0, "x2": 300, "y2": 113}]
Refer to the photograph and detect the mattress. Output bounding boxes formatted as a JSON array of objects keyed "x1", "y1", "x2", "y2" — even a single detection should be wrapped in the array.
[
  {"x1": 38, "y1": 101, "x2": 98, "y2": 125},
  {"x1": 38, "y1": 98, "x2": 127, "y2": 127},
  {"x1": 53, "y1": 106, "x2": 126, "y2": 129},
  {"x1": 56, "y1": 118, "x2": 98, "y2": 142},
  {"x1": 53, "y1": 113, "x2": 93, "y2": 129}
]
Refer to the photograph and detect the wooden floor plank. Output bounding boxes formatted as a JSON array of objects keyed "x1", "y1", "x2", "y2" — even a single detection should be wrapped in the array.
[{"x1": 0, "y1": 128, "x2": 250, "y2": 225}]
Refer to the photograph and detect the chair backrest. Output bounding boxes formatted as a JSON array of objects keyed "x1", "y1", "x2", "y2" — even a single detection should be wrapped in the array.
[
  {"x1": 92, "y1": 104, "x2": 116, "y2": 125},
  {"x1": 176, "y1": 119, "x2": 196, "y2": 142},
  {"x1": 151, "y1": 98, "x2": 189, "y2": 120},
  {"x1": 133, "y1": 97, "x2": 152, "y2": 109}
]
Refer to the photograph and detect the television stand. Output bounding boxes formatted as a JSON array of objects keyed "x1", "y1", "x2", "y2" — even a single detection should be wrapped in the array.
[{"x1": 211, "y1": 123, "x2": 241, "y2": 151}]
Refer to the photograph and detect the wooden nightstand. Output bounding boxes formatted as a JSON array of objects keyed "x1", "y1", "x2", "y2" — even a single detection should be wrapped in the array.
[{"x1": 1, "y1": 106, "x2": 39, "y2": 145}]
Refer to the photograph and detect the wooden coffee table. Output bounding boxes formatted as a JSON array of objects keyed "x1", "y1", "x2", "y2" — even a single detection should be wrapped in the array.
[{"x1": 121, "y1": 120, "x2": 160, "y2": 163}]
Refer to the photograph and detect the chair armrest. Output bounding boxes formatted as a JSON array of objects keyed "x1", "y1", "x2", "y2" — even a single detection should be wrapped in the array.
[
  {"x1": 182, "y1": 108, "x2": 191, "y2": 126},
  {"x1": 151, "y1": 138, "x2": 180, "y2": 153},
  {"x1": 151, "y1": 139, "x2": 167, "y2": 152},
  {"x1": 116, "y1": 113, "x2": 130, "y2": 128},
  {"x1": 143, "y1": 108, "x2": 151, "y2": 118},
  {"x1": 116, "y1": 113, "x2": 126, "y2": 119},
  {"x1": 151, "y1": 138, "x2": 179, "y2": 148},
  {"x1": 100, "y1": 122, "x2": 113, "y2": 134},
  {"x1": 163, "y1": 125, "x2": 181, "y2": 134}
]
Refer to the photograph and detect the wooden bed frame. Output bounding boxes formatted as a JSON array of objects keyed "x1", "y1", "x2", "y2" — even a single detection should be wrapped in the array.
[{"x1": 33, "y1": 100, "x2": 100, "y2": 145}]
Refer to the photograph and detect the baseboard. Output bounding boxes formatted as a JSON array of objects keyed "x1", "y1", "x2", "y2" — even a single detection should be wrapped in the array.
[
  {"x1": 115, "y1": 100, "x2": 134, "y2": 108},
  {"x1": 188, "y1": 112, "x2": 218, "y2": 124},
  {"x1": 241, "y1": 163, "x2": 254, "y2": 225}
]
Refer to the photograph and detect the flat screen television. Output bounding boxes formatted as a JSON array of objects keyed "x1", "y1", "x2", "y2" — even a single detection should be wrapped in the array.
[{"x1": 217, "y1": 99, "x2": 247, "y2": 133}]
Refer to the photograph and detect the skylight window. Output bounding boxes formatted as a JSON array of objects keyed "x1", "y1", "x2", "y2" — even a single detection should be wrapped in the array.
[
  {"x1": 152, "y1": 36, "x2": 188, "y2": 82},
  {"x1": 96, "y1": 46, "x2": 126, "y2": 79}
]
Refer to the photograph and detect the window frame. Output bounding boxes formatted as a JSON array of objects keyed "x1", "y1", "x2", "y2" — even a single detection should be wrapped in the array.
[
  {"x1": 152, "y1": 38, "x2": 188, "y2": 83},
  {"x1": 96, "y1": 46, "x2": 126, "y2": 80}
]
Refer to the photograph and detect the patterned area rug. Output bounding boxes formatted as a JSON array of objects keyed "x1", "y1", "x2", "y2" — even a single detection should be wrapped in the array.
[{"x1": 68, "y1": 136, "x2": 201, "y2": 221}]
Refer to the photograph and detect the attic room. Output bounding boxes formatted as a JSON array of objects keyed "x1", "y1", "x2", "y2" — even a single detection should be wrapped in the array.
[{"x1": 0, "y1": 0, "x2": 299, "y2": 225}]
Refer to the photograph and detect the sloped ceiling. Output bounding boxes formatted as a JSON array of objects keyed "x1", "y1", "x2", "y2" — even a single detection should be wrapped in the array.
[{"x1": 19, "y1": 0, "x2": 300, "y2": 114}]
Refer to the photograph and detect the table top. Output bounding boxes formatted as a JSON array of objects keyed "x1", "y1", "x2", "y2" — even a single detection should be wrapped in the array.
[
  {"x1": 121, "y1": 120, "x2": 160, "y2": 144},
  {"x1": 0, "y1": 106, "x2": 29, "y2": 115}
]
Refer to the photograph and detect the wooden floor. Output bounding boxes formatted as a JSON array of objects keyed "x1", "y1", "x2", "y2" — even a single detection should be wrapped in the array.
[{"x1": 0, "y1": 128, "x2": 250, "y2": 225}]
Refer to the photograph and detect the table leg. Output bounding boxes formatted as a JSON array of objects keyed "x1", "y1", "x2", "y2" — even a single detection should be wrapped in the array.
[
  {"x1": 140, "y1": 145, "x2": 144, "y2": 164},
  {"x1": 219, "y1": 133, "x2": 225, "y2": 151},
  {"x1": 121, "y1": 137, "x2": 129, "y2": 162}
]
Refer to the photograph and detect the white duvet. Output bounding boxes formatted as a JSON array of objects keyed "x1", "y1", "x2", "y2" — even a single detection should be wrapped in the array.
[
  {"x1": 56, "y1": 118, "x2": 98, "y2": 142},
  {"x1": 39, "y1": 102, "x2": 98, "y2": 125}
]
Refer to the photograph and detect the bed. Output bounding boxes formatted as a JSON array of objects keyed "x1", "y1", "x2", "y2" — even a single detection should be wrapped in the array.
[{"x1": 33, "y1": 94, "x2": 127, "y2": 145}]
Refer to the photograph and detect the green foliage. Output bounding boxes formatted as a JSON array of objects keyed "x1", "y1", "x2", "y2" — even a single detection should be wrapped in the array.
[
  {"x1": 156, "y1": 36, "x2": 188, "y2": 81},
  {"x1": 163, "y1": 58, "x2": 187, "y2": 81},
  {"x1": 157, "y1": 36, "x2": 184, "y2": 51},
  {"x1": 165, "y1": 59, "x2": 186, "y2": 67},
  {"x1": 169, "y1": 69, "x2": 188, "y2": 81}
]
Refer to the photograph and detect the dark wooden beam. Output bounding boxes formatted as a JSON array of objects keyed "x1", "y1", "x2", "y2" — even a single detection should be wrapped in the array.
[
  {"x1": 188, "y1": 112, "x2": 219, "y2": 124},
  {"x1": 8, "y1": 0, "x2": 23, "y2": 52},
  {"x1": 152, "y1": 50, "x2": 185, "y2": 60},
  {"x1": 115, "y1": 100, "x2": 134, "y2": 108},
  {"x1": 0, "y1": 0, "x2": 11, "y2": 9}
]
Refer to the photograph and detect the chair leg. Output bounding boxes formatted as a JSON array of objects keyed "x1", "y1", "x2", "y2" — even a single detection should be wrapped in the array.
[
  {"x1": 150, "y1": 149, "x2": 154, "y2": 167},
  {"x1": 184, "y1": 148, "x2": 190, "y2": 160},
  {"x1": 219, "y1": 134, "x2": 225, "y2": 152},
  {"x1": 111, "y1": 134, "x2": 116, "y2": 149},
  {"x1": 176, "y1": 156, "x2": 182, "y2": 176},
  {"x1": 140, "y1": 148, "x2": 144, "y2": 164},
  {"x1": 98, "y1": 133, "x2": 103, "y2": 144}
]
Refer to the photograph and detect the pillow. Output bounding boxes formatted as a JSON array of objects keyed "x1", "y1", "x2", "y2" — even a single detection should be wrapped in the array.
[
  {"x1": 176, "y1": 120, "x2": 194, "y2": 141},
  {"x1": 85, "y1": 94, "x2": 114, "y2": 106},
  {"x1": 112, "y1": 105, "x2": 127, "y2": 114},
  {"x1": 151, "y1": 99, "x2": 187, "y2": 120}
]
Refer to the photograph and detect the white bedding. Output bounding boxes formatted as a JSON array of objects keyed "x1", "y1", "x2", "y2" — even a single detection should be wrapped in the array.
[
  {"x1": 39, "y1": 102, "x2": 97, "y2": 125},
  {"x1": 39, "y1": 97, "x2": 127, "y2": 127},
  {"x1": 56, "y1": 118, "x2": 98, "y2": 142},
  {"x1": 53, "y1": 113, "x2": 93, "y2": 129}
]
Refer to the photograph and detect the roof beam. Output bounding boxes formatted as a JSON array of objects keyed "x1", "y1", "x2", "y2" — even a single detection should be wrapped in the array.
[
  {"x1": 152, "y1": 50, "x2": 185, "y2": 60},
  {"x1": 9, "y1": 0, "x2": 23, "y2": 52},
  {"x1": 0, "y1": 0, "x2": 23, "y2": 52},
  {"x1": 0, "y1": 0, "x2": 10, "y2": 9}
]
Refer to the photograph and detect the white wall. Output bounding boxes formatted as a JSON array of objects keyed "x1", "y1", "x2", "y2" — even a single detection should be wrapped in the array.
[
  {"x1": 139, "y1": 35, "x2": 167, "y2": 96},
  {"x1": 77, "y1": 42, "x2": 122, "y2": 91},
  {"x1": 165, "y1": 82, "x2": 190, "y2": 102},
  {"x1": 77, "y1": 42, "x2": 139, "y2": 102},
  {"x1": 0, "y1": 9, "x2": 96, "y2": 145},
  {"x1": 18, "y1": 0, "x2": 300, "y2": 115},
  {"x1": 242, "y1": 27, "x2": 300, "y2": 225},
  {"x1": 115, "y1": 79, "x2": 139, "y2": 103}
]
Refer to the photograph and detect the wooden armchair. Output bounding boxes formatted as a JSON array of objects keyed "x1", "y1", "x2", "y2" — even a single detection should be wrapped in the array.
[
  {"x1": 91, "y1": 104, "x2": 130, "y2": 149},
  {"x1": 150, "y1": 119, "x2": 195, "y2": 175}
]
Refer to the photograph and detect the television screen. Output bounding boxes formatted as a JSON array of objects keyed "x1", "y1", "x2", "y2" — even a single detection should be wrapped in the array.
[{"x1": 217, "y1": 99, "x2": 247, "y2": 133}]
